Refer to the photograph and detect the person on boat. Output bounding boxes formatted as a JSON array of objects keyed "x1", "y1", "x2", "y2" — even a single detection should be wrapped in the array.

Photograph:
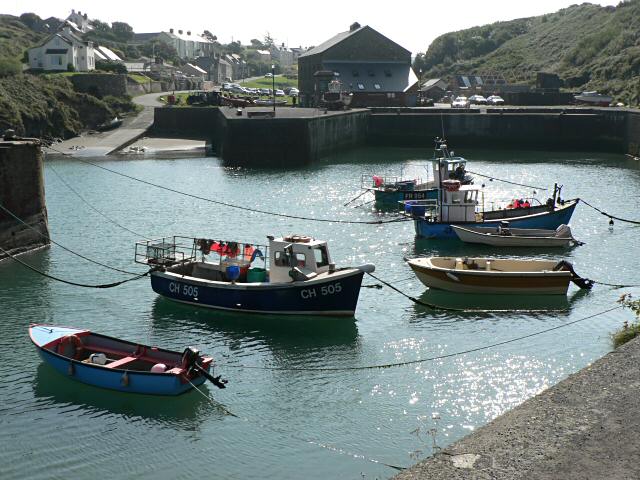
[{"x1": 522, "y1": 200, "x2": 531, "y2": 208}]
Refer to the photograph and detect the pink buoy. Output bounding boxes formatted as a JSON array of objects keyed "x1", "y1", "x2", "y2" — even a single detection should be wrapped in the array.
[{"x1": 151, "y1": 363, "x2": 167, "y2": 373}]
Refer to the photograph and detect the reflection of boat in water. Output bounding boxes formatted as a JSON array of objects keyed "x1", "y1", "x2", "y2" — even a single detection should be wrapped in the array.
[
  {"x1": 407, "y1": 257, "x2": 593, "y2": 295},
  {"x1": 151, "y1": 297, "x2": 359, "y2": 351},
  {"x1": 364, "y1": 138, "x2": 472, "y2": 207},
  {"x1": 136, "y1": 234, "x2": 374, "y2": 317},
  {"x1": 32, "y1": 363, "x2": 215, "y2": 426},
  {"x1": 412, "y1": 288, "x2": 572, "y2": 313}
]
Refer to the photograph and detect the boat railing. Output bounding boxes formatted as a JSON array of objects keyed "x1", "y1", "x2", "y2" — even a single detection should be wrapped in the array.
[
  {"x1": 361, "y1": 174, "x2": 423, "y2": 190},
  {"x1": 135, "y1": 236, "x2": 197, "y2": 266},
  {"x1": 192, "y1": 238, "x2": 269, "y2": 269}
]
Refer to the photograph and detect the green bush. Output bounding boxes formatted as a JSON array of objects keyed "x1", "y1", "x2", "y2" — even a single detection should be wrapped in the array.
[
  {"x1": 0, "y1": 58, "x2": 21, "y2": 77},
  {"x1": 613, "y1": 294, "x2": 640, "y2": 348}
]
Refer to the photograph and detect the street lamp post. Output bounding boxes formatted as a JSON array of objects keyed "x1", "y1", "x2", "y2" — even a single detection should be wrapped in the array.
[{"x1": 271, "y1": 64, "x2": 276, "y2": 114}]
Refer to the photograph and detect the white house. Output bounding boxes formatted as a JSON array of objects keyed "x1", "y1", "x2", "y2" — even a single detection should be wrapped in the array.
[
  {"x1": 28, "y1": 26, "x2": 95, "y2": 71},
  {"x1": 133, "y1": 29, "x2": 215, "y2": 59},
  {"x1": 66, "y1": 9, "x2": 92, "y2": 33}
]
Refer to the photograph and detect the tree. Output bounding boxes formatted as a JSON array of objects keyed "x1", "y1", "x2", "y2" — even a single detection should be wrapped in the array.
[
  {"x1": 263, "y1": 32, "x2": 275, "y2": 49},
  {"x1": 112, "y1": 22, "x2": 134, "y2": 41},
  {"x1": 19, "y1": 13, "x2": 43, "y2": 31},
  {"x1": 91, "y1": 19, "x2": 111, "y2": 33},
  {"x1": 203, "y1": 30, "x2": 217, "y2": 42},
  {"x1": 250, "y1": 39, "x2": 265, "y2": 49}
]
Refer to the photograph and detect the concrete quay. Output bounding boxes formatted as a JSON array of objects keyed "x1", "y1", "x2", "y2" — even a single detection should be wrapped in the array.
[{"x1": 395, "y1": 336, "x2": 640, "y2": 480}]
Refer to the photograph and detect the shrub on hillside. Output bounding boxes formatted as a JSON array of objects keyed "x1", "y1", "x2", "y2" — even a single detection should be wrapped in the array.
[{"x1": 0, "y1": 58, "x2": 21, "y2": 77}]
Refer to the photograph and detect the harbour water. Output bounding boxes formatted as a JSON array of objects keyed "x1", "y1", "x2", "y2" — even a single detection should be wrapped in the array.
[{"x1": 1, "y1": 147, "x2": 639, "y2": 479}]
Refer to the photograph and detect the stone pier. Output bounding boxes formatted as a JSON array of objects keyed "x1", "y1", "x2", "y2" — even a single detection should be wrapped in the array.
[
  {"x1": 0, "y1": 139, "x2": 49, "y2": 260},
  {"x1": 395, "y1": 335, "x2": 640, "y2": 480}
]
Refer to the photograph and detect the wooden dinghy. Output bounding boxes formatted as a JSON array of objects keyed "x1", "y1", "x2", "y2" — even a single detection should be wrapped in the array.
[
  {"x1": 451, "y1": 223, "x2": 581, "y2": 247},
  {"x1": 407, "y1": 257, "x2": 593, "y2": 295},
  {"x1": 30, "y1": 324, "x2": 227, "y2": 395}
]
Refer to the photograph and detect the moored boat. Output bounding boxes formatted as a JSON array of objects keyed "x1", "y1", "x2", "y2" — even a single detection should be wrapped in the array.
[
  {"x1": 451, "y1": 223, "x2": 581, "y2": 247},
  {"x1": 29, "y1": 324, "x2": 227, "y2": 395},
  {"x1": 574, "y1": 91, "x2": 613, "y2": 107},
  {"x1": 404, "y1": 183, "x2": 578, "y2": 239},
  {"x1": 407, "y1": 257, "x2": 593, "y2": 295},
  {"x1": 364, "y1": 138, "x2": 472, "y2": 206},
  {"x1": 136, "y1": 234, "x2": 375, "y2": 316}
]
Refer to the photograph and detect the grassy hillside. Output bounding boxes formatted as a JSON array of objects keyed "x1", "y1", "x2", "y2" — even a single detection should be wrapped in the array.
[
  {"x1": 414, "y1": 1, "x2": 640, "y2": 104},
  {"x1": 0, "y1": 14, "x2": 45, "y2": 60}
]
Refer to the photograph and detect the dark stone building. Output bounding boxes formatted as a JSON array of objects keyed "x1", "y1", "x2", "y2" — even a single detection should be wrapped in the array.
[{"x1": 298, "y1": 23, "x2": 418, "y2": 107}]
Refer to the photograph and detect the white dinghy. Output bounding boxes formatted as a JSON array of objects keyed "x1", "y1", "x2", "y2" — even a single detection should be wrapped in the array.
[{"x1": 452, "y1": 223, "x2": 581, "y2": 248}]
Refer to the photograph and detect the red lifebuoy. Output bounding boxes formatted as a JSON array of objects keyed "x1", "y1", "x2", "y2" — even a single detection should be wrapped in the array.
[{"x1": 57, "y1": 334, "x2": 85, "y2": 360}]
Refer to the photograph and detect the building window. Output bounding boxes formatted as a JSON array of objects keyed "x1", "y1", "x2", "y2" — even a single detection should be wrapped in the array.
[
  {"x1": 384, "y1": 69, "x2": 392, "y2": 77},
  {"x1": 56, "y1": 56, "x2": 63, "y2": 65},
  {"x1": 368, "y1": 70, "x2": 375, "y2": 77},
  {"x1": 352, "y1": 70, "x2": 359, "y2": 77},
  {"x1": 374, "y1": 83, "x2": 381, "y2": 90},
  {"x1": 357, "y1": 83, "x2": 365, "y2": 90}
]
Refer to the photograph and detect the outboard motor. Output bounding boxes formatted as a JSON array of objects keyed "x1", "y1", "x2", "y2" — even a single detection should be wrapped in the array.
[
  {"x1": 181, "y1": 347, "x2": 228, "y2": 389},
  {"x1": 553, "y1": 260, "x2": 594, "y2": 290}
]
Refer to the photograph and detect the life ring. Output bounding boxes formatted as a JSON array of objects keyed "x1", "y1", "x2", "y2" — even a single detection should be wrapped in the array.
[
  {"x1": 57, "y1": 334, "x2": 85, "y2": 360},
  {"x1": 284, "y1": 234, "x2": 311, "y2": 243}
]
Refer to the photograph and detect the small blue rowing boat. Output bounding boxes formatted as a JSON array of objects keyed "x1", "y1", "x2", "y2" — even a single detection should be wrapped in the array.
[
  {"x1": 30, "y1": 324, "x2": 227, "y2": 395},
  {"x1": 136, "y1": 234, "x2": 375, "y2": 316},
  {"x1": 405, "y1": 183, "x2": 578, "y2": 239}
]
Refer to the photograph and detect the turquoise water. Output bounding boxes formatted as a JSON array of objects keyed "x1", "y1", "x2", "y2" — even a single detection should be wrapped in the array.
[{"x1": 1, "y1": 147, "x2": 639, "y2": 479}]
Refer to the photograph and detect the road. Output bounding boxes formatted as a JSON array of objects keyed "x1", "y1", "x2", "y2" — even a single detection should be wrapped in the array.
[{"x1": 45, "y1": 91, "x2": 172, "y2": 157}]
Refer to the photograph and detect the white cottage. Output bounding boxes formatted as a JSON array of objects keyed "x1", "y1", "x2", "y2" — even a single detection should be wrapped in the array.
[{"x1": 28, "y1": 26, "x2": 95, "y2": 71}]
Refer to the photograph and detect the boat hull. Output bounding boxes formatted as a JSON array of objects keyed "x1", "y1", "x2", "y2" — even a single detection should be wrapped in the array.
[
  {"x1": 36, "y1": 348, "x2": 205, "y2": 395},
  {"x1": 150, "y1": 269, "x2": 366, "y2": 316},
  {"x1": 452, "y1": 226, "x2": 575, "y2": 247},
  {"x1": 414, "y1": 201, "x2": 577, "y2": 239},
  {"x1": 408, "y1": 260, "x2": 571, "y2": 295},
  {"x1": 373, "y1": 188, "x2": 437, "y2": 205}
]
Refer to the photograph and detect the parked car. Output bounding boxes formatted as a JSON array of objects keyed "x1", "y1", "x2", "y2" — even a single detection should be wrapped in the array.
[
  {"x1": 451, "y1": 96, "x2": 469, "y2": 108},
  {"x1": 289, "y1": 87, "x2": 299, "y2": 97},
  {"x1": 487, "y1": 95, "x2": 505, "y2": 105},
  {"x1": 264, "y1": 73, "x2": 273, "y2": 78},
  {"x1": 275, "y1": 89, "x2": 285, "y2": 97},
  {"x1": 259, "y1": 88, "x2": 271, "y2": 95},
  {"x1": 469, "y1": 95, "x2": 488, "y2": 105}
]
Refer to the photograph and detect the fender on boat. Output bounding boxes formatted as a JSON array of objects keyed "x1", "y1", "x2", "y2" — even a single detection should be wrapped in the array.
[{"x1": 356, "y1": 264, "x2": 376, "y2": 274}]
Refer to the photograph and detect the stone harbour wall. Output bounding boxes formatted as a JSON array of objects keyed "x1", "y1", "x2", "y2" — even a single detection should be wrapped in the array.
[{"x1": 0, "y1": 140, "x2": 49, "y2": 260}]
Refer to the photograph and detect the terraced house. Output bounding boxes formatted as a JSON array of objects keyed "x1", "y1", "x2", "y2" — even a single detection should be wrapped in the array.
[{"x1": 28, "y1": 25, "x2": 95, "y2": 71}]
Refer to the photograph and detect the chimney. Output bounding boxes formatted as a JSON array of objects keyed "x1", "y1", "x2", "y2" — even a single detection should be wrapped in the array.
[
  {"x1": 187, "y1": 31, "x2": 191, "y2": 35},
  {"x1": 78, "y1": 11, "x2": 82, "y2": 15},
  {"x1": 178, "y1": 29, "x2": 183, "y2": 34},
  {"x1": 72, "y1": 9, "x2": 75, "y2": 14},
  {"x1": 349, "y1": 22, "x2": 361, "y2": 32},
  {"x1": 170, "y1": 28, "x2": 174, "y2": 33},
  {"x1": 84, "y1": 13, "x2": 87, "y2": 19}
]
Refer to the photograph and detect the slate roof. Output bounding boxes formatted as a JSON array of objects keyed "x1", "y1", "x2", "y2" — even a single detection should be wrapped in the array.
[
  {"x1": 323, "y1": 62, "x2": 418, "y2": 93},
  {"x1": 299, "y1": 26, "x2": 363, "y2": 58}
]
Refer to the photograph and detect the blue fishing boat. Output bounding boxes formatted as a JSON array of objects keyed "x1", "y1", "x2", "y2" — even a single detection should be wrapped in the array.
[
  {"x1": 29, "y1": 324, "x2": 227, "y2": 395},
  {"x1": 405, "y1": 183, "x2": 578, "y2": 239},
  {"x1": 136, "y1": 234, "x2": 375, "y2": 316},
  {"x1": 363, "y1": 138, "x2": 473, "y2": 207}
]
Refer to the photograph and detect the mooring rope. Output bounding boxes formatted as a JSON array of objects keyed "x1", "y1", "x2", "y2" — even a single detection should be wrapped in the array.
[
  {"x1": 186, "y1": 379, "x2": 405, "y2": 471},
  {"x1": 465, "y1": 169, "x2": 547, "y2": 191},
  {"x1": 47, "y1": 165, "x2": 152, "y2": 240},
  {"x1": 219, "y1": 305, "x2": 623, "y2": 372},
  {"x1": 0, "y1": 203, "x2": 144, "y2": 276},
  {"x1": 0, "y1": 244, "x2": 152, "y2": 288},
  {"x1": 67, "y1": 157, "x2": 410, "y2": 225},
  {"x1": 579, "y1": 198, "x2": 640, "y2": 225}
]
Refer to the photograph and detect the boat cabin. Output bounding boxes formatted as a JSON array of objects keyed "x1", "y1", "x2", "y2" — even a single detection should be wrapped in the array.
[
  {"x1": 439, "y1": 184, "x2": 479, "y2": 222},
  {"x1": 268, "y1": 235, "x2": 333, "y2": 283},
  {"x1": 431, "y1": 140, "x2": 470, "y2": 185}
]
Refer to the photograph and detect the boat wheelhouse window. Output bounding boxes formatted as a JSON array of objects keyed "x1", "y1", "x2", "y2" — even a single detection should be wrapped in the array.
[
  {"x1": 274, "y1": 251, "x2": 289, "y2": 266},
  {"x1": 464, "y1": 191, "x2": 477, "y2": 203},
  {"x1": 295, "y1": 253, "x2": 306, "y2": 267},
  {"x1": 313, "y1": 246, "x2": 329, "y2": 268}
]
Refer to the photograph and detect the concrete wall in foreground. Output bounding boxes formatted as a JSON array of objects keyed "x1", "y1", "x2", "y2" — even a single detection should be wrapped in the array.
[
  {"x1": 626, "y1": 111, "x2": 640, "y2": 156},
  {"x1": 0, "y1": 140, "x2": 49, "y2": 260}
]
